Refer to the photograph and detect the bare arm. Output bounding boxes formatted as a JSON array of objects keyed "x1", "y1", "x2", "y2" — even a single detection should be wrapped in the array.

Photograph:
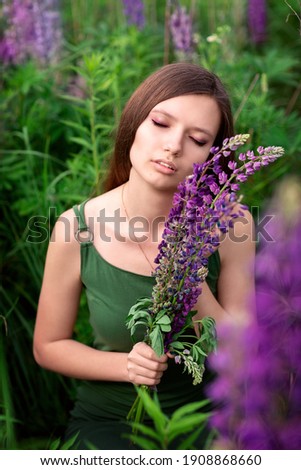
[
  {"x1": 33, "y1": 209, "x2": 167, "y2": 386},
  {"x1": 193, "y1": 207, "x2": 255, "y2": 326}
]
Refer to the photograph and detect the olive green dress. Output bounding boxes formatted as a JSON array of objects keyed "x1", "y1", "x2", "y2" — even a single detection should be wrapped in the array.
[{"x1": 64, "y1": 201, "x2": 220, "y2": 449}]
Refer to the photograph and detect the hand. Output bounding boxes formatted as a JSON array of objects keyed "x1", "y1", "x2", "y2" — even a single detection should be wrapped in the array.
[{"x1": 127, "y1": 342, "x2": 168, "y2": 386}]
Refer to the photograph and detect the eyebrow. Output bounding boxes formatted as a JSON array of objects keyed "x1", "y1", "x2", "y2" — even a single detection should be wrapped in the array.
[{"x1": 151, "y1": 108, "x2": 214, "y2": 139}]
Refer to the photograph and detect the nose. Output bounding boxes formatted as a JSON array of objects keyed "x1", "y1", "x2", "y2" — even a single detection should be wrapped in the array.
[
  {"x1": 163, "y1": 139, "x2": 182, "y2": 157},
  {"x1": 164, "y1": 145, "x2": 179, "y2": 156},
  {"x1": 163, "y1": 127, "x2": 183, "y2": 157}
]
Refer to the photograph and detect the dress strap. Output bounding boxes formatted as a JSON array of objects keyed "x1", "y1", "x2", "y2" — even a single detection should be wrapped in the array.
[{"x1": 72, "y1": 200, "x2": 94, "y2": 244}]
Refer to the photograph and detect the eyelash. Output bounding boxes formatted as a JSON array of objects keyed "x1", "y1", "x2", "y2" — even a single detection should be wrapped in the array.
[
  {"x1": 152, "y1": 119, "x2": 167, "y2": 128},
  {"x1": 190, "y1": 137, "x2": 207, "y2": 147},
  {"x1": 151, "y1": 119, "x2": 207, "y2": 147}
]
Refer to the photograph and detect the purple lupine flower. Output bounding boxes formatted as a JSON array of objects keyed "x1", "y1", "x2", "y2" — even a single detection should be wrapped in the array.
[
  {"x1": 207, "y1": 177, "x2": 301, "y2": 449},
  {"x1": 0, "y1": 0, "x2": 62, "y2": 65},
  {"x1": 127, "y1": 134, "x2": 284, "y2": 368},
  {"x1": 0, "y1": 0, "x2": 34, "y2": 64},
  {"x1": 151, "y1": 135, "x2": 284, "y2": 353},
  {"x1": 169, "y1": 5, "x2": 193, "y2": 53},
  {"x1": 126, "y1": 135, "x2": 284, "y2": 424},
  {"x1": 247, "y1": 0, "x2": 267, "y2": 45},
  {"x1": 122, "y1": 0, "x2": 145, "y2": 30},
  {"x1": 31, "y1": 0, "x2": 62, "y2": 65}
]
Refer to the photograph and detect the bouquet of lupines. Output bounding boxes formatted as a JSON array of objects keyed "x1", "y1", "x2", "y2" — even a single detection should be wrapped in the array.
[{"x1": 125, "y1": 134, "x2": 284, "y2": 423}]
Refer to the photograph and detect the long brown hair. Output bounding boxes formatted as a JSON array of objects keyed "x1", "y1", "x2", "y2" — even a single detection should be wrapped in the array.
[{"x1": 103, "y1": 62, "x2": 234, "y2": 193}]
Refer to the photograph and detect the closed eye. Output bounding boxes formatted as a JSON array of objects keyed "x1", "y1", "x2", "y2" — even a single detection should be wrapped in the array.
[
  {"x1": 190, "y1": 137, "x2": 207, "y2": 147},
  {"x1": 152, "y1": 119, "x2": 168, "y2": 128}
]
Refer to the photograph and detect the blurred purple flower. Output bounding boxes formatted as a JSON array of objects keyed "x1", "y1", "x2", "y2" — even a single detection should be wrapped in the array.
[
  {"x1": 169, "y1": 5, "x2": 193, "y2": 53},
  {"x1": 122, "y1": 0, "x2": 145, "y2": 30},
  {"x1": 0, "y1": 0, "x2": 62, "y2": 65},
  {"x1": 247, "y1": 0, "x2": 267, "y2": 44},
  {"x1": 31, "y1": 0, "x2": 62, "y2": 65},
  {"x1": 207, "y1": 177, "x2": 301, "y2": 449}
]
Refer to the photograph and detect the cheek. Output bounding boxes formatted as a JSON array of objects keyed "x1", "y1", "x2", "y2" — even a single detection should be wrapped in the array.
[
  {"x1": 187, "y1": 147, "x2": 211, "y2": 166},
  {"x1": 130, "y1": 126, "x2": 147, "y2": 152}
]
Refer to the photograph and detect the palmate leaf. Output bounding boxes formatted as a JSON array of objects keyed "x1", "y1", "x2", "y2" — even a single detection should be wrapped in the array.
[
  {"x1": 125, "y1": 297, "x2": 153, "y2": 329},
  {"x1": 127, "y1": 311, "x2": 152, "y2": 330},
  {"x1": 126, "y1": 298, "x2": 153, "y2": 317},
  {"x1": 129, "y1": 320, "x2": 149, "y2": 341},
  {"x1": 149, "y1": 325, "x2": 164, "y2": 357},
  {"x1": 169, "y1": 341, "x2": 185, "y2": 350},
  {"x1": 155, "y1": 314, "x2": 171, "y2": 332},
  {"x1": 156, "y1": 314, "x2": 171, "y2": 325},
  {"x1": 159, "y1": 324, "x2": 171, "y2": 333},
  {"x1": 191, "y1": 344, "x2": 208, "y2": 362}
]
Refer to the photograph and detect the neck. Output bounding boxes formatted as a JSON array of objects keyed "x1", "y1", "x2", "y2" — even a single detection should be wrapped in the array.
[{"x1": 124, "y1": 175, "x2": 175, "y2": 223}]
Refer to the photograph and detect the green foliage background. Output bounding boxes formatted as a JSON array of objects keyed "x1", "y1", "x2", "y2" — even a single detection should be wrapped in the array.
[{"x1": 0, "y1": 0, "x2": 300, "y2": 449}]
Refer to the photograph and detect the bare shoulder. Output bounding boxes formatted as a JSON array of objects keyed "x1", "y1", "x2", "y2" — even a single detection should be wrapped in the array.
[
  {"x1": 50, "y1": 207, "x2": 79, "y2": 245},
  {"x1": 51, "y1": 187, "x2": 121, "y2": 242},
  {"x1": 84, "y1": 187, "x2": 122, "y2": 217}
]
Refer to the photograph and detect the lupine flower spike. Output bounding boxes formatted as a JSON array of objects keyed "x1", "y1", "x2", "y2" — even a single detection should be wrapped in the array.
[
  {"x1": 126, "y1": 134, "x2": 284, "y2": 424},
  {"x1": 0, "y1": 0, "x2": 62, "y2": 65},
  {"x1": 122, "y1": 0, "x2": 145, "y2": 30}
]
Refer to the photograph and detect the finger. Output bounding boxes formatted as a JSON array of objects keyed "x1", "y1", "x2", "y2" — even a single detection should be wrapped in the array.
[
  {"x1": 127, "y1": 367, "x2": 165, "y2": 386},
  {"x1": 133, "y1": 342, "x2": 168, "y2": 363},
  {"x1": 128, "y1": 354, "x2": 168, "y2": 372}
]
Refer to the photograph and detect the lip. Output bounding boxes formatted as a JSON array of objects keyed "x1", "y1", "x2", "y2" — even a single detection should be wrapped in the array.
[{"x1": 152, "y1": 159, "x2": 177, "y2": 172}]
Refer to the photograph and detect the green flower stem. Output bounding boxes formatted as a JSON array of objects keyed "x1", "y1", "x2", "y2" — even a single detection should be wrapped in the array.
[{"x1": 127, "y1": 385, "x2": 149, "y2": 431}]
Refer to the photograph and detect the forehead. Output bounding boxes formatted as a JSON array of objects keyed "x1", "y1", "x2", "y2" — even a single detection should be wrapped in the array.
[{"x1": 151, "y1": 94, "x2": 221, "y2": 130}]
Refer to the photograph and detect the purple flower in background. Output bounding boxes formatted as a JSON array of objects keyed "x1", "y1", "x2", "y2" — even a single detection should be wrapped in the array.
[
  {"x1": 122, "y1": 0, "x2": 145, "y2": 30},
  {"x1": 207, "y1": 177, "x2": 301, "y2": 449},
  {"x1": 31, "y1": 0, "x2": 62, "y2": 65},
  {"x1": 0, "y1": 0, "x2": 62, "y2": 65},
  {"x1": 169, "y1": 5, "x2": 193, "y2": 53},
  {"x1": 247, "y1": 0, "x2": 267, "y2": 44},
  {"x1": 0, "y1": 0, "x2": 34, "y2": 64}
]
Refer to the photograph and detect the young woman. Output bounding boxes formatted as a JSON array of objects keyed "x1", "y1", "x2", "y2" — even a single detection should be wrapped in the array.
[{"x1": 33, "y1": 62, "x2": 255, "y2": 449}]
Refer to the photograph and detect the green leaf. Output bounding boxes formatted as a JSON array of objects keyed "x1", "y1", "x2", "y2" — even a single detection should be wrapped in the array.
[
  {"x1": 149, "y1": 325, "x2": 164, "y2": 357},
  {"x1": 177, "y1": 423, "x2": 207, "y2": 450},
  {"x1": 126, "y1": 310, "x2": 151, "y2": 329},
  {"x1": 159, "y1": 324, "x2": 171, "y2": 333},
  {"x1": 156, "y1": 315, "x2": 171, "y2": 325},
  {"x1": 136, "y1": 388, "x2": 168, "y2": 435},
  {"x1": 155, "y1": 309, "x2": 168, "y2": 321},
  {"x1": 57, "y1": 431, "x2": 80, "y2": 450},
  {"x1": 127, "y1": 297, "x2": 152, "y2": 317},
  {"x1": 171, "y1": 399, "x2": 211, "y2": 421},
  {"x1": 168, "y1": 413, "x2": 211, "y2": 442},
  {"x1": 70, "y1": 136, "x2": 93, "y2": 151},
  {"x1": 60, "y1": 120, "x2": 89, "y2": 135},
  {"x1": 124, "y1": 433, "x2": 159, "y2": 450},
  {"x1": 169, "y1": 341, "x2": 185, "y2": 350},
  {"x1": 127, "y1": 422, "x2": 161, "y2": 442}
]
